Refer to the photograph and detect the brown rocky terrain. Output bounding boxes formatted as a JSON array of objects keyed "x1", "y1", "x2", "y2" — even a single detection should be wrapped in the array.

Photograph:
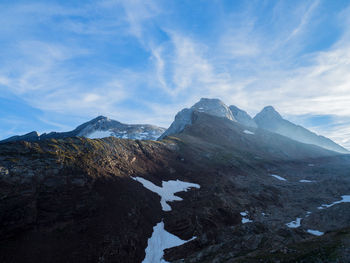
[{"x1": 1, "y1": 112, "x2": 350, "y2": 262}]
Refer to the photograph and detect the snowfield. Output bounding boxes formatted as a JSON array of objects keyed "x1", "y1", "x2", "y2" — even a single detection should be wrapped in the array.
[
  {"x1": 87, "y1": 130, "x2": 112, "y2": 139},
  {"x1": 142, "y1": 221, "x2": 196, "y2": 263},
  {"x1": 307, "y1": 229, "x2": 324, "y2": 236},
  {"x1": 318, "y1": 195, "x2": 350, "y2": 209},
  {"x1": 299, "y1": 180, "x2": 314, "y2": 183},
  {"x1": 240, "y1": 211, "x2": 253, "y2": 224},
  {"x1": 132, "y1": 177, "x2": 200, "y2": 211},
  {"x1": 286, "y1": 218, "x2": 302, "y2": 228},
  {"x1": 243, "y1": 130, "x2": 255, "y2": 135},
  {"x1": 270, "y1": 174, "x2": 287, "y2": 181}
]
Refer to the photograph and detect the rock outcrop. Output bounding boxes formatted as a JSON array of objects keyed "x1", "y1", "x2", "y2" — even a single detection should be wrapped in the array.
[{"x1": 229, "y1": 105, "x2": 257, "y2": 128}]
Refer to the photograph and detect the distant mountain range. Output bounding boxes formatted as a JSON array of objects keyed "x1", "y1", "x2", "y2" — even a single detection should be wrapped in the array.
[
  {"x1": 0, "y1": 116, "x2": 166, "y2": 143},
  {"x1": 160, "y1": 98, "x2": 348, "y2": 154},
  {"x1": 1, "y1": 98, "x2": 348, "y2": 154}
]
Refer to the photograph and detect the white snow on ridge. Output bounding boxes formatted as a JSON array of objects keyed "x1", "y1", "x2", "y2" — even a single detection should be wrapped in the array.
[
  {"x1": 286, "y1": 218, "x2": 302, "y2": 228},
  {"x1": 142, "y1": 221, "x2": 196, "y2": 263},
  {"x1": 318, "y1": 195, "x2": 350, "y2": 209},
  {"x1": 299, "y1": 180, "x2": 314, "y2": 183},
  {"x1": 270, "y1": 174, "x2": 287, "y2": 181},
  {"x1": 243, "y1": 130, "x2": 255, "y2": 135},
  {"x1": 307, "y1": 229, "x2": 324, "y2": 236},
  {"x1": 132, "y1": 177, "x2": 200, "y2": 211},
  {"x1": 87, "y1": 130, "x2": 113, "y2": 139}
]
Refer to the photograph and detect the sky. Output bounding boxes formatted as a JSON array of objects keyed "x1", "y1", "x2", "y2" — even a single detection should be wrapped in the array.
[{"x1": 1, "y1": 0, "x2": 350, "y2": 149}]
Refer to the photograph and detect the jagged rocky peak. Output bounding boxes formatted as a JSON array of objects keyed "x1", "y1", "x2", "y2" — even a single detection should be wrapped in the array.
[
  {"x1": 192, "y1": 98, "x2": 236, "y2": 121},
  {"x1": 229, "y1": 105, "x2": 257, "y2": 128},
  {"x1": 159, "y1": 98, "x2": 236, "y2": 139}
]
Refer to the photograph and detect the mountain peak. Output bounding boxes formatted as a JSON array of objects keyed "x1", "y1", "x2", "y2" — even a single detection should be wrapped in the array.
[
  {"x1": 229, "y1": 105, "x2": 257, "y2": 128},
  {"x1": 92, "y1": 115, "x2": 109, "y2": 122},
  {"x1": 159, "y1": 98, "x2": 237, "y2": 139},
  {"x1": 191, "y1": 98, "x2": 236, "y2": 121},
  {"x1": 255, "y1": 106, "x2": 282, "y2": 120},
  {"x1": 254, "y1": 106, "x2": 348, "y2": 153}
]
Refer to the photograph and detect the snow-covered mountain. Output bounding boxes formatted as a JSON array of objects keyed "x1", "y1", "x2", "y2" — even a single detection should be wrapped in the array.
[
  {"x1": 254, "y1": 106, "x2": 349, "y2": 154},
  {"x1": 0, "y1": 116, "x2": 166, "y2": 143},
  {"x1": 159, "y1": 98, "x2": 236, "y2": 139},
  {"x1": 159, "y1": 98, "x2": 348, "y2": 154}
]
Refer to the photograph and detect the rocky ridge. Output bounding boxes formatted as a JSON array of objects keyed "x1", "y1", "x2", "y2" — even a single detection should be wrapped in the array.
[
  {"x1": 0, "y1": 116, "x2": 166, "y2": 143},
  {"x1": 254, "y1": 106, "x2": 349, "y2": 153}
]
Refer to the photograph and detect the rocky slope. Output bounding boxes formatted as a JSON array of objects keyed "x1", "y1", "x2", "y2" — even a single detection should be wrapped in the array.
[
  {"x1": 0, "y1": 116, "x2": 166, "y2": 143},
  {"x1": 254, "y1": 106, "x2": 349, "y2": 154}
]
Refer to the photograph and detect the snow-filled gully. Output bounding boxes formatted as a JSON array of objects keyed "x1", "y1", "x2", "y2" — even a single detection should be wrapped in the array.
[{"x1": 132, "y1": 176, "x2": 200, "y2": 263}]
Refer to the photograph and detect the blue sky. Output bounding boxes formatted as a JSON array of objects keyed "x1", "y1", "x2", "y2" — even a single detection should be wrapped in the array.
[{"x1": 1, "y1": 0, "x2": 350, "y2": 148}]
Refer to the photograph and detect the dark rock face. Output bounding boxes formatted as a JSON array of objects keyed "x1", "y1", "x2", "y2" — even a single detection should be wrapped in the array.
[
  {"x1": 0, "y1": 138, "x2": 174, "y2": 262},
  {"x1": 0, "y1": 116, "x2": 166, "y2": 143},
  {"x1": 1, "y1": 111, "x2": 350, "y2": 263},
  {"x1": 254, "y1": 106, "x2": 349, "y2": 154}
]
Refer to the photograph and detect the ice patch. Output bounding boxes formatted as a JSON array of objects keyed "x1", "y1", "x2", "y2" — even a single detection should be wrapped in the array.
[
  {"x1": 240, "y1": 211, "x2": 253, "y2": 224},
  {"x1": 299, "y1": 180, "x2": 314, "y2": 183},
  {"x1": 132, "y1": 177, "x2": 200, "y2": 211},
  {"x1": 286, "y1": 218, "x2": 302, "y2": 228},
  {"x1": 307, "y1": 229, "x2": 324, "y2": 236},
  {"x1": 243, "y1": 130, "x2": 255, "y2": 135},
  {"x1": 87, "y1": 130, "x2": 112, "y2": 139},
  {"x1": 306, "y1": 211, "x2": 312, "y2": 217},
  {"x1": 318, "y1": 195, "x2": 350, "y2": 209},
  {"x1": 142, "y1": 221, "x2": 196, "y2": 263},
  {"x1": 270, "y1": 174, "x2": 287, "y2": 181}
]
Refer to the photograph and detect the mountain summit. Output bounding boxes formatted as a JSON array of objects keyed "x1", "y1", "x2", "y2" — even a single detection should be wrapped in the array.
[
  {"x1": 229, "y1": 105, "x2": 257, "y2": 128},
  {"x1": 159, "y1": 98, "x2": 236, "y2": 139},
  {"x1": 253, "y1": 107, "x2": 348, "y2": 153}
]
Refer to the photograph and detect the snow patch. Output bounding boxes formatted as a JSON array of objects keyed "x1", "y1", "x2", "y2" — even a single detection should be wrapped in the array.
[
  {"x1": 142, "y1": 221, "x2": 196, "y2": 263},
  {"x1": 243, "y1": 130, "x2": 255, "y2": 135},
  {"x1": 308, "y1": 164, "x2": 315, "y2": 167},
  {"x1": 270, "y1": 174, "x2": 287, "y2": 181},
  {"x1": 240, "y1": 211, "x2": 253, "y2": 224},
  {"x1": 132, "y1": 177, "x2": 200, "y2": 211},
  {"x1": 318, "y1": 195, "x2": 350, "y2": 210},
  {"x1": 286, "y1": 218, "x2": 302, "y2": 228},
  {"x1": 87, "y1": 130, "x2": 112, "y2": 139},
  {"x1": 299, "y1": 180, "x2": 314, "y2": 183},
  {"x1": 307, "y1": 229, "x2": 324, "y2": 236}
]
